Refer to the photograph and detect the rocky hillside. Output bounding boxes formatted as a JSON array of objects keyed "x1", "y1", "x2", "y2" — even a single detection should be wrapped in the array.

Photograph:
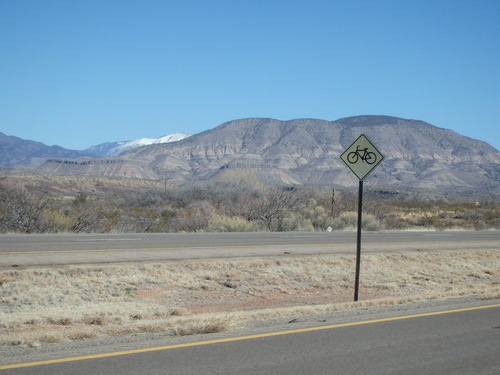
[{"x1": 35, "y1": 116, "x2": 500, "y2": 192}]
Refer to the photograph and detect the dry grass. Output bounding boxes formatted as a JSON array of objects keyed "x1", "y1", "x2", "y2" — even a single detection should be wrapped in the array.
[{"x1": 1, "y1": 250, "x2": 499, "y2": 347}]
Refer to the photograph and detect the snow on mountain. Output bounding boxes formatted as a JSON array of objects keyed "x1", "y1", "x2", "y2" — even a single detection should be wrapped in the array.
[{"x1": 85, "y1": 133, "x2": 192, "y2": 157}]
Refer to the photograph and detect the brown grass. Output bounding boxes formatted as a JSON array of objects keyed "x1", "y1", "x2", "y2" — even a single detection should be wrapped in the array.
[{"x1": 1, "y1": 250, "x2": 499, "y2": 347}]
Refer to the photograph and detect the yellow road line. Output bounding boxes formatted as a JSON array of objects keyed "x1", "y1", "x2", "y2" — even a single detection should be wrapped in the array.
[
  {"x1": 2, "y1": 303, "x2": 499, "y2": 370},
  {"x1": 2, "y1": 239, "x2": 498, "y2": 255}
]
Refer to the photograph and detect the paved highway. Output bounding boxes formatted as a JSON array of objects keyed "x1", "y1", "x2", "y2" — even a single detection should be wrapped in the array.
[
  {"x1": 1, "y1": 231, "x2": 499, "y2": 267},
  {"x1": 2, "y1": 302, "x2": 499, "y2": 374}
]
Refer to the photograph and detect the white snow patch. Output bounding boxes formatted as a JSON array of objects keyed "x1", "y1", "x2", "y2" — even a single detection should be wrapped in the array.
[{"x1": 107, "y1": 133, "x2": 192, "y2": 156}]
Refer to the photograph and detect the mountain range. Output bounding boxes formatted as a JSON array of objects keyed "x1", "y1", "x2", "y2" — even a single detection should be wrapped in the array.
[
  {"x1": 0, "y1": 132, "x2": 87, "y2": 167},
  {"x1": 0, "y1": 132, "x2": 191, "y2": 166},
  {"x1": 2, "y1": 116, "x2": 499, "y2": 193}
]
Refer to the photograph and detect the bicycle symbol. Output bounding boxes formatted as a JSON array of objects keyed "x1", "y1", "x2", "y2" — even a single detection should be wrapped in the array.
[{"x1": 347, "y1": 146, "x2": 377, "y2": 165}]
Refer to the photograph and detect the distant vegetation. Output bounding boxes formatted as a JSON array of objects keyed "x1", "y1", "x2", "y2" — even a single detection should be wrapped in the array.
[{"x1": 0, "y1": 170, "x2": 499, "y2": 234}]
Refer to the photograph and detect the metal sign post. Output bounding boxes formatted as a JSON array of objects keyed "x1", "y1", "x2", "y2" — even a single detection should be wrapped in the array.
[
  {"x1": 340, "y1": 134, "x2": 384, "y2": 301},
  {"x1": 354, "y1": 179, "x2": 363, "y2": 301}
]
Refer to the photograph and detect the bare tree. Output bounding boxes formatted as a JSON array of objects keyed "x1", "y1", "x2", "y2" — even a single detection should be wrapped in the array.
[
  {"x1": 242, "y1": 186, "x2": 311, "y2": 231},
  {"x1": 0, "y1": 188, "x2": 48, "y2": 233},
  {"x1": 71, "y1": 195, "x2": 108, "y2": 233}
]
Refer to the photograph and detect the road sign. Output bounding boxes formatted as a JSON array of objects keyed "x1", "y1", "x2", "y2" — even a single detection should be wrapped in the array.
[
  {"x1": 340, "y1": 134, "x2": 384, "y2": 181},
  {"x1": 339, "y1": 134, "x2": 384, "y2": 301}
]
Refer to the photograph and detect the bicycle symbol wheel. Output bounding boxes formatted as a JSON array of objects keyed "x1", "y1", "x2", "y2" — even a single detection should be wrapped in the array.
[
  {"x1": 347, "y1": 152, "x2": 358, "y2": 164},
  {"x1": 365, "y1": 152, "x2": 377, "y2": 164}
]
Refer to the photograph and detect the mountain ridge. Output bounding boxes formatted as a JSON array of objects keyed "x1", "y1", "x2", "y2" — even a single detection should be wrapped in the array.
[{"x1": 33, "y1": 116, "x2": 500, "y2": 192}]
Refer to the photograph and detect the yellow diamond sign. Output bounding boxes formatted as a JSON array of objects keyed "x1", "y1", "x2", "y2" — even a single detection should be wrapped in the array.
[{"x1": 340, "y1": 134, "x2": 384, "y2": 181}]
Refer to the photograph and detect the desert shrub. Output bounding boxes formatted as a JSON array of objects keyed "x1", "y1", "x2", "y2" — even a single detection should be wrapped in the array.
[
  {"x1": 135, "y1": 189, "x2": 165, "y2": 207},
  {"x1": 240, "y1": 186, "x2": 313, "y2": 231},
  {"x1": 331, "y1": 212, "x2": 357, "y2": 230},
  {"x1": 174, "y1": 203, "x2": 215, "y2": 232},
  {"x1": 168, "y1": 171, "x2": 265, "y2": 213},
  {"x1": 384, "y1": 216, "x2": 413, "y2": 230},
  {"x1": 73, "y1": 193, "x2": 89, "y2": 208},
  {"x1": 485, "y1": 208, "x2": 500, "y2": 229},
  {"x1": 2, "y1": 173, "x2": 498, "y2": 233},
  {"x1": 72, "y1": 200, "x2": 109, "y2": 233},
  {"x1": 303, "y1": 205, "x2": 331, "y2": 231},
  {"x1": 462, "y1": 208, "x2": 486, "y2": 229},
  {"x1": 207, "y1": 214, "x2": 257, "y2": 232},
  {"x1": 363, "y1": 213, "x2": 383, "y2": 231},
  {"x1": 41, "y1": 209, "x2": 73, "y2": 233},
  {"x1": 114, "y1": 207, "x2": 176, "y2": 233},
  {"x1": 83, "y1": 315, "x2": 107, "y2": 326},
  {"x1": 331, "y1": 212, "x2": 382, "y2": 231},
  {"x1": 168, "y1": 184, "x2": 212, "y2": 208},
  {"x1": 279, "y1": 213, "x2": 315, "y2": 232},
  {"x1": 416, "y1": 215, "x2": 441, "y2": 229}
]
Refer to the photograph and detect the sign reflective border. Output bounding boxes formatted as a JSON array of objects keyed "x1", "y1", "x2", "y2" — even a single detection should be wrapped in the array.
[{"x1": 340, "y1": 134, "x2": 384, "y2": 181}]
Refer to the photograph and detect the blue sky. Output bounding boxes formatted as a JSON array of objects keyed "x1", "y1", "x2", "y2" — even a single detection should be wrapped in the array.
[{"x1": 1, "y1": 0, "x2": 499, "y2": 150}]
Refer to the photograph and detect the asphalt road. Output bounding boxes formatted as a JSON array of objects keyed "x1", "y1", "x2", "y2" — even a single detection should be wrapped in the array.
[
  {"x1": 1, "y1": 231, "x2": 499, "y2": 267},
  {"x1": 2, "y1": 302, "x2": 499, "y2": 374}
]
